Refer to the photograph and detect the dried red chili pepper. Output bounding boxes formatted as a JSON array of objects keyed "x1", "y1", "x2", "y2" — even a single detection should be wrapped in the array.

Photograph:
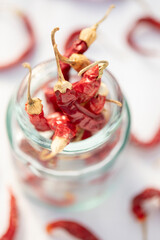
[
  {"x1": 73, "y1": 62, "x2": 108, "y2": 103},
  {"x1": 47, "y1": 114, "x2": 77, "y2": 155},
  {"x1": 58, "y1": 48, "x2": 122, "y2": 112},
  {"x1": 60, "y1": 5, "x2": 114, "y2": 80},
  {"x1": 87, "y1": 94, "x2": 106, "y2": 115},
  {"x1": 46, "y1": 220, "x2": 100, "y2": 240},
  {"x1": 51, "y1": 28, "x2": 107, "y2": 133},
  {"x1": 132, "y1": 188, "x2": 160, "y2": 222},
  {"x1": 0, "y1": 8, "x2": 35, "y2": 71},
  {"x1": 52, "y1": 42, "x2": 101, "y2": 103},
  {"x1": 84, "y1": 80, "x2": 122, "y2": 114},
  {"x1": 0, "y1": 190, "x2": 18, "y2": 240},
  {"x1": 23, "y1": 63, "x2": 50, "y2": 131},
  {"x1": 127, "y1": 16, "x2": 160, "y2": 56},
  {"x1": 130, "y1": 129, "x2": 160, "y2": 148},
  {"x1": 131, "y1": 188, "x2": 160, "y2": 240},
  {"x1": 82, "y1": 130, "x2": 92, "y2": 140}
]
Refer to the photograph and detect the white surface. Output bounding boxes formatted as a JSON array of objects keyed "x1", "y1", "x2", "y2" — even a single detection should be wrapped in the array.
[{"x1": 0, "y1": 0, "x2": 160, "y2": 239}]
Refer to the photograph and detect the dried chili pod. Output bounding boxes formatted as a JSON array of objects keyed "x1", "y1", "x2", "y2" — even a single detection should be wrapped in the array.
[
  {"x1": 131, "y1": 129, "x2": 160, "y2": 148},
  {"x1": 23, "y1": 63, "x2": 50, "y2": 131},
  {"x1": 51, "y1": 28, "x2": 107, "y2": 133},
  {"x1": 46, "y1": 220, "x2": 100, "y2": 240},
  {"x1": 60, "y1": 5, "x2": 114, "y2": 80},
  {"x1": 0, "y1": 8, "x2": 35, "y2": 71},
  {"x1": 79, "y1": 4, "x2": 114, "y2": 47},
  {"x1": 0, "y1": 190, "x2": 18, "y2": 240},
  {"x1": 47, "y1": 114, "x2": 76, "y2": 156},
  {"x1": 127, "y1": 16, "x2": 160, "y2": 56},
  {"x1": 132, "y1": 188, "x2": 160, "y2": 221},
  {"x1": 86, "y1": 82, "x2": 122, "y2": 114},
  {"x1": 51, "y1": 28, "x2": 91, "y2": 73},
  {"x1": 75, "y1": 61, "x2": 108, "y2": 103},
  {"x1": 132, "y1": 188, "x2": 160, "y2": 240}
]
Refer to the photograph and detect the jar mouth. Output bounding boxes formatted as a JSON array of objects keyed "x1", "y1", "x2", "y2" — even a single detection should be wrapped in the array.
[{"x1": 15, "y1": 59, "x2": 124, "y2": 155}]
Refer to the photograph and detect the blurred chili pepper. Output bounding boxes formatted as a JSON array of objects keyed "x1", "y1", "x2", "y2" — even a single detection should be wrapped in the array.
[
  {"x1": 0, "y1": 190, "x2": 18, "y2": 240},
  {"x1": 0, "y1": 8, "x2": 35, "y2": 71},
  {"x1": 60, "y1": 5, "x2": 114, "y2": 80},
  {"x1": 23, "y1": 63, "x2": 50, "y2": 131},
  {"x1": 132, "y1": 188, "x2": 160, "y2": 221},
  {"x1": 131, "y1": 188, "x2": 160, "y2": 240},
  {"x1": 127, "y1": 16, "x2": 160, "y2": 56},
  {"x1": 131, "y1": 129, "x2": 160, "y2": 148},
  {"x1": 46, "y1": 220, "x2": 100, "y2": 240}
]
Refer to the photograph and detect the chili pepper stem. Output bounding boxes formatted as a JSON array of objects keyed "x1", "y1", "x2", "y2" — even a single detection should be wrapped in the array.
[
  {"x1": 23, "y1": 62, "x2": 42, "y2": 115},
  {"x1": 141, "y1": 220, "x2": 148, "y2": 240},
  {"x1": 39, "y1": 149, "x2": 56, "y2": 161},
  {"x1": 51, "y1": 28, "x2": 65, "y2": 83},
  {"x1": 51, "y1": 28, "x2": 72, "y2": 93},
  {"x1": 56, "y1": 47, "x2": 75, "y2": 65},
  {"x1": 58, "y1": 49, "x2": 90, "y2": 73},
  {"x1": 78, "y1": 60, "x2": 109, "y2": 77},
  {"x1": 51, "y1": 136, "x2": 68, "y2": 156},
  {"x1": 92, "y1": 4, "x2": 115, "y2": 30},
  {"x1": 79, "y1": 5, "x2": 114, "y2": 47},
  {"x1": 106, "y1": 99, "x2": 122, "y2": 107},
  {"x1": 23, "y1": 62, "x2": 33, "y2": 104},
  {"x1": 98, "y1": 62, "x2": 109, "y2": 79}
]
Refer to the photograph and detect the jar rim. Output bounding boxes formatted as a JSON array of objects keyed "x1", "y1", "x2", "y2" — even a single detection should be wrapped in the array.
[
  {"x1": 15, "y1": 59, "x2": 124, "y2": 154},
  {"x1": 6, "y1": 59, "x2": 130, "y2": 178}
]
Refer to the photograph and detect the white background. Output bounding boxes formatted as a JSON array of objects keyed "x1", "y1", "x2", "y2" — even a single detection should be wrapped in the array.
[{"x1": 0, "y1": 0, "x2": 160, "y2": 239}]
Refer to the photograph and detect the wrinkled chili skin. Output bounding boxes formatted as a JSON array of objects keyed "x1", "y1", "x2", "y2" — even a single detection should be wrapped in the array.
[
  {"x1": 46, "y1": 220, "x2": 100, "y2": 240},
  {"x1": 0, "y1": 191, "x2": 18, "y2": 240},
  {"x1": 87, "y1": 95, "x2": 106, "y2": 115},
  {"x1": 47, "y1": 112, "x2": 62, "y2": 131},
  {"x1": 132, "y1": 188, "x2": 160, "y2": 221},
  {"x1": 25, "y1": 104, "x2": 50, "y2": 131},
  {"x1": 55, "y1": 123, "x2": 76, "y2": 141},
  {"x1": 127, "y1": 16, "x2": 160, "y2": 56},
  {"x1": 73, "y1": 65, "x2": 101, "y2": 103},
  {"x1": 131, "y1": 128, "x2": 160, "y2": 148},
  {"x1": 60, "y1": 39, "x2": 88, "y2": 80},
  {"x1": 55, "y1": 89, "x2": 106, "y2": 132},
  {"x1": 48, "y1": 115, "x2": 76, "y2": 141}
]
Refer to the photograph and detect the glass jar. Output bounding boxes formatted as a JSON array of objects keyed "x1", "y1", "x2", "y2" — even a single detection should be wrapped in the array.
[{"x1": 6, "y1": 59, "x2": 130, "y2": 210}]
